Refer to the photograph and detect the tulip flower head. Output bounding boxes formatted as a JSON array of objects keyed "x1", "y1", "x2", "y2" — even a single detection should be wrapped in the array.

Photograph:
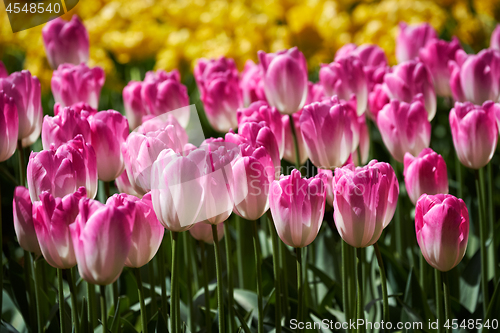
[
  {"x1": 240, "y1": 60, "x2": 267, "y2": 106},
  {"x1": 13, "y1": 186, "x2": 41, "y2": 254},
  {"x1": 396, "y1": 22, "x2": 438, "y2": 63},
  {"x1": 0, "y1": 92, "x2": 18, "y2": 162},
  {"x1": 190, "y1": 222, "x2": 224, "y2": 244},
  {"x1": 41, "y1": 106, "x2": 92, "y2": 150},
  {"x1": 282, "y1": 111, "x2": 308, "y2": 165},
  {"x1": 415, "y1": 194, "x2": 469, "y2": 272}
]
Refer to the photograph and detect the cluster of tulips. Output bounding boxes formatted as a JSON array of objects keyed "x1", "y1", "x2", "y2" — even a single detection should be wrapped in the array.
[{"x1": 1, "y1": 14, "x2": 500, "y2": 333}]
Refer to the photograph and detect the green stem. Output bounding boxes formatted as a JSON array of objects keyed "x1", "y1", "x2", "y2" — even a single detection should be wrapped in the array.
[
  {"x1": 223, "y1": 222, "x2": 235, "y2": 333},
  {"x1": 475, "y1": 169, "x2": 489, "y2": 313},
  {"x1": 87, "y1": 282, "x2": 97, "y2": 329},
  {"x1": 200, "y1": 241, "x2": 212, "y2": 333},
  {"x1": 390, "y1": 159, "x2": 402, "y2": 257},
  {"x1": 100, "y1": 285, "x2": 107, "y2": 333},
  {"x1": 374, "y1": 243, "x2": 389, "y2": 324},
  {"x1": 235, "y1": 215, "x2": 245, "y2": 289},
  {"x1": 435, "y1": 269, "x2": 444, "y2": 333},
  {"x1": 0, "y1": 164, "x2": 19, "y2": 186},
  {"x1": 442, "y1": 271, "x2": 451, "y2": 333},
  {"x1": 267, "y1": 214, "x2": 282, "y2": 332},
  {"x1": 342, "y1": 241, "x2": 350, "y2": 323},
  {"x1": 295, "y1": 247, "x2": 303, "y2": 332},
  {"x1": 288, "y1": 114, "x2": 301, "y2": 170},
  {"x1": 158, "y1": 239, "x2": 168, "y2": 320},
  {"x1": 280, "y1": 242, "x2": 290, "y2": 319},
  {"x1": 347, "y1": 246, "x2": 356, "y2": 328},
  {"x1": 17, "y1": 140, "x2": 25, "y2": 186},
  {"x1": 487, "y1": 163, "x2": 498, "y2": 284},
  {"x1": 171, "y1": 232, "x2": 180, "y2": 333},
  {"x1": 212, "y1": 225, "x2": 225, "y2": 333},
  {"x1": 420, "y1": 255, "x2": 426, "y2": 291},
  {"x1": 182, "y1": 232, "x2": 195, "y2": 331},
  {"x1": 252, "y1": 221, "x2": 264, "y2": 333},
  {"x1": 148, "y1": 258, "x2": 158, "y2": 317},
  {"x1": 57, "y1": 269, "x2": 65, "y2": 333},
  {"x1": 32, "y1": 255, "x2": 43, "y2": 333},
  {"x1": 24, "y1": 250, "x2": 36, "y2": 329},
  {"x1": 134, "y1": 268, "x2": 148, "y2": 333},
  {"x1": 68, "y1": 268, "x2": 80, "y2": 333},
  {"x1": 112, "y1": 283, "x2": 119, "y2": 314},
  {"x1": 356, "y1": 248, "x2": 365, "y2": 333}
]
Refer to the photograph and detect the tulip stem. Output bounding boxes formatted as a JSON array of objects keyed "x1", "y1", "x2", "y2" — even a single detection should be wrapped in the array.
[
  {"x1": 200, "y1": 241, "x2": 212, "y2": 333},
  {"x1": 57, "y1": 269, "x2": 66, "y2": 333},
  {"x1": 342, "y1": 241, "x2": 350, "y2": 324},
  {"x1": 32, "y1": 254, "x2": 43, "y2": 333},
  {"x1": 134, "y1": 268, "x2": 148, "y2": 333},
  {"x1": 24, "y1": 250, "x2": 36, "y2": 328},
  {"x1": 236, "y1": 215, "x2": 245, "y2": 289},
  {"x1": 68, "y1": 268, "x2": 80, "y2": 332},
  {"x1": 280, "y1": 242, "x2": 290, "y2": 319},
  {"x1": 295, "y1": 247, "x2": 303, "y2": 332},
  {"x1": 434, "y1": 269, "x2": 444, "y2": 333},
  {"x1": 252, "y1": 221, "x2": 264, "y2": 333},
  {"x1": 100, "y1": 285, "x2": 107, "y2": 332},
  {"x1": 17, "y1": 140, "x2": 25, "y2": 186},
  {"x1": 356, "y1": 248, "x2": 365, "y2": 333},
  {"x1": 487, "y1": 163, "x2": 498, "y2": 284},
  {"x1": 87, "y1": 282, "x2": 97, "y2": 329},
  {"x1": 223, "y1": 222, "x2": 235, "y2": 333},
  {"x1": 212, "y1": 224, "x2": 225, "y2": 333},
  {"x1": 148, "y1": 258, "x2": 158, "y2": 317},
  {"x1": 157, "y1": 239, "x2": 168, "y2": 320},
  {"x1": 288, "y1": 115, "x2": 301, "y2": 170},
  {"x1": 374, "y1": 243, "x2": 389, "y2": 324},
  {"x1": 267, "y1": 213, "x2": 282, "y2": 332},
  {"x1": 182, "y1": 232, "x2": 195, "y2": 331},
  {"x1": 442, "y1": 271, "x2": 452, "y2": 332},
  {"x1": 475, "y1": 169, "x2": 489, "y2": 314},
  {"x1": 171, "y1": 232, "x2": 180, "y2": 333}
]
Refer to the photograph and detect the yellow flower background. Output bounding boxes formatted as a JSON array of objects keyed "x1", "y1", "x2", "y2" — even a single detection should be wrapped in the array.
[{"x1": 0, "y1": 0, "x2": 499, "y2": 91}]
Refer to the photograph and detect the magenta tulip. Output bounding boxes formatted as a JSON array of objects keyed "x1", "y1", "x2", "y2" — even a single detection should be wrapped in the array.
[
  {"x1": 190, "y1": 222, "x2": 224, "y2": 244},
  {"x1": 88, "y1": 110, "x2": 129, "y2": 181},
  {"x1": 71, "y1": 198, "x2": 135, "y2": 285},
  {"x1": 42, "y1": 16, "x2": 89, "y2": 69},
  {"x1": 491, "y1": 24, "x2": 500, "y2": 51},
  {"x1": 282, "y1": 111, "x2": 308, "y2": 165},
  {"x1": 320, "y1": 55, "x2": 368, "y2": 116},
  {"x1": 366, "y1": 160, "x2": 399, "y2": 228},
  {"x1": 123, "y1": 81, "x2": 145, "y2": 130},
  {"x1": 415, "y1": 194, "x2": 469, "y2": 272},
  {"x1": 353, "y1": 114, "x2": 370, "y2": 166},
  {"x1": 367, "y1": 83, "x2": 390, "y2": 121},
  {"x1": 270, "y1": 170, "x2": 326, "y2": 248},
  {"x1": 0, "y1": 92, "x2": 18, "y2": 162},
  {"x1": 258, "y1": 47, "x2": 308, "y2": 115},
  {"x1": 300, "y1": 97, "x2": 353, "y2": 169},
  {"x1": 317, "y1": 169, "x2": 334, "y2": 207},
  {"x1": 41, "y1": 106, "x2": 92, "y2": 150},
  {"x1": 449, "y1": 101, "x2": 498, "y2": 169},
  {"x1": 377, "y1": 99, "x2": 431, "y2": 163},
  {"x1": 194, "y1": 57, "x2": 242, "y2": 132},
  {"x1": 54, "y1": 102, "x2": 97, "y2": 117},
  {"x1": 51, "y1": 63, "x2": 105, "y2": 109},
  {"x1": 27, "y1": 135, "x2": 98, "y2": 202},
  {"x1": 396, "y1": 22, "x2": 438, "y2": 63},
  {"x1": 404, "y1": 148, "x2": 449, "y2": 205},
  {"x1": 383, "y1": 60, "x2": 437, "y2": 121},
  {"x1": 0, "y1": 61, "x2": 7, "y2": 78},
  {"x1": 13, "y1": 186, "x2": 41, "y2": 254},
  {"x1": 418, "y1": 37, "x2": 462, "y2": 97},
  {"x1": 240, "y1": 60, "x2": 267, "y2": 106},
  {"x1": 449, "y1": 49, "x2": 500, "y2": 105},
  {"x1": 32, "y1": 187, "x2": 86, "y2": 269}
]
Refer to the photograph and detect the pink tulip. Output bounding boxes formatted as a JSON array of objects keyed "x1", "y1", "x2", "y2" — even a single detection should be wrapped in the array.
[
  {"x1": 300, "y1": 97, "x2": 353, "y2": 169},
  {"x1": 383, "y1": 60, "x2": 437, "y2": 121},
  {"x1": 396, "y1": 22, "x2": 438, "y2": 63},
  {"x1": 42, "y1": 16, "x2": 89, "y2": 69},
  {"x1": 141, "y1": 70, "x2": 190, "y2": 128},
  {"x1": 270, "y1": 170, "x2": 326, "y2": 248},
  {"x1": 54, "y1": 102, "x2": 97, "y2": 117},
  {"x1": 194, "y1": 57, "x2": 242, "y2": 132},
  {"x1": 0, "y1": 93, "x2": 18, "y2": 162},
  {"x1": 367, "y1": 83, "x2": 390, "y2": 121},
  {"x1": 258, "y1": 47, "x2": 308, "y2": 115},
  {"x1": 237, "y1": 101, "x2": 284, "y2": 158},
  {"x1": 27, "y1": 135, "x2": 98, "y2": 202},
  {"x1": 32, "y1": 187, "x2": 86, "y2": 269},
  {"x1": 449, "y1": 49, "x2": 500, "y2": 105},
  {"x1": 115, "y1": 169, "x2": 142, "y2": 198},
  {"x1": 122, "y1": 125, "x2": 187, "y2": 196},
  {"x1": 415, "y1": 194, "x2": 469, "y2": 272},
  {"x1": 190, "y1": 222, "x2": 224, "y2": 244},
  {"x1": 88, "y1": 110, "x2": 129, "y2": 181},
  {"x1": 137, "y1": 114, "x2": 188, "y2": 143},
  {"x1": 418, "y1": 37, "x2": 462, "y2": 97},
  {"x1": 240, "y1": 60, "x2": 267, "y2": 106},
  {"x1": 71, "y1": 198, "x2": 135, "y2": 285},
  {"x1": 449, "y1": 101, "x2": 498, "y2": 169},
  {"x1": 317, "y1": 169, "x2": 334, "y2": 207},
  {"x1": 320, "y1": 56, "x2": 368, "y2": 116},
  {"x1": 41, "y1": 106, "x2": 92, "y2": 150},
  {"x1": 106, "y1": 193, "x2": 164, "y2": 268},
  {"x1": 13, "y1": 186, "x2": 41, "y2": 254},
  {"x1": 51, "y1": 63, "x2": 105, "y2": 109},
  {"x1": 0, "y1": 70, "x2": 42, "y2": 142},
  {"x1": 377, "y1": 99, "x2": 431, "y2": 163},
  {"x1": 352, "y1": 114, "x2": 370, "y2": 166},
  {"x1": 123, "y1": 81, "x2": 145, "y2": 130},
  {"x1": 491, "y1": 25, "x2": 500, "y2": 51},
  {"x1": 0, "y1": 61, "x2": 7, "y2": 78},
  {"x1": 333, "y1": 162, "x2": 396, "y2": 248},
  {"x1": 404, "y1": 148, "x2": 449, "y2": 205},
  {"x1": 282, "y1": 111, "x2": 308, "y2": 165}
]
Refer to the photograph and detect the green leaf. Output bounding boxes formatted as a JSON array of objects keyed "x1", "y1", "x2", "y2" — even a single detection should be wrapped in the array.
[
  {"x1": 401, "y1": 267, "x2": 433, "y2": 324},
  {"x1": 459, "y1": 249, "x2": 481, "y2": 314},
  {"x1": 485, "y1": 279, "x2": 500, "y2": 321}
]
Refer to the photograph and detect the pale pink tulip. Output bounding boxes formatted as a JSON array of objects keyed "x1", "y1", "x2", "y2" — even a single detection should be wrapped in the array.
[
  {"x1": 13, "y1": 186, "x2": 41, "y2": 254},
  {"x1": 396, "y1": 22, "x2": 438, "y2": 63}
]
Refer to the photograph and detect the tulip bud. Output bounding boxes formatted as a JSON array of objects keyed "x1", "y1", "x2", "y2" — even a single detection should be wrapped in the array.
[
  {"x1": 13, "y1": 186, "x2": 41, "y2": 254},
  {"x1": 282, "y1": 111, "x2": 308, "y2": 165},
  {"x1": 415, "y1": 194, "x2": 469, "y2": 272},
  {"x1": 88, "y1": 110, "x2": 129, "y2": 181},
  {"x1": 123, "y1": 81, "x2": 145, "y2": 130},
  {"x1": 41, "y1": 106, "x2": 92, "y2": 150},
  {"x1": 396, "y1": 22, "x2": 438, "y2": 63},
  {"x1": 71, "y1": 198, "x2": 135, "y2": 285},
  {"x1": 404, "y1": 149, "x2": 448, "y2": 205},
  {"x1": 377, "y1": 99, "x2": 431, "y2": 163},
  {"x1": 240, "y1": 60, "x2": 267, "y2": 107},
  {"x1": 418, "y1": 37, "x2": 462, "y2": 97},
  {"x1": 190, "y1": 222, "x2": 224, "y2": 244},
  {"x1": 194, "y1": 57, "x2": 242, "y2": 132},
  {"x1": 27, "y1": 135, "x2": 98, "y2": 202},
  {"x1": 320, "y1": 56, "x2": 368, "y2": 116},
  {"x1": 492, "y1": 25, "x2": 500, "y2": 51},
  {"x1": 383, "y1": 60, "x2": 437, "y2": 121},
  {"x1": 42, "y1": 16, "x2": 89, "y2": 69},
  {"x1": 32, "y1": 187, "x2": 86, "y2": 269},
  {"x1": 258, "y1": 47, "x2": 308, "y2": 115},
  {"x1": 449, "y1": 101, "x2": 498, "y2": 169},
  {"x1": 270, "y1": 170, "x2": 326, "y2": 248},
  {"x1": 449, "y1": 49, "x2": 500, "y2": 105},
  {"x1": 0, "y1": 61, "x2": 7, "y2": 78},
  {"x1": 300, "y1": 97, "x2": 353, "y2": 169},
  {"x1": 0, "y1": 70, "x2": 42, "y2": 142},
  {"x1": 51, "y1": 63, "x2": 105, "y2": 109},
  {"x1": 0, "y1": 92, "x2": 18, "y2": 162}
]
